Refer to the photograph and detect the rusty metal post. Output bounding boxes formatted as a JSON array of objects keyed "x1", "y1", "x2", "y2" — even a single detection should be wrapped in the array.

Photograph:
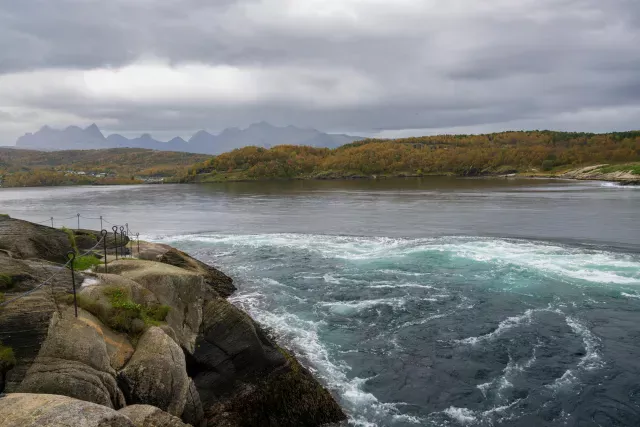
[
  {"x1": 67, "y1": 251, "x2": 78, "y2": 318},
  {"x1": 101, "y1": 229, "x2": 108, "y2": 273},
  {"x1": 112, "y1": 226, "x2": 119, "y2": 260}
]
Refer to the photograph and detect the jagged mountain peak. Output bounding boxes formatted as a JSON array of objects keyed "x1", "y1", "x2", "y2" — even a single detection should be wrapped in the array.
[{"x1": 16, "y1": 123, "x2": 362, "y2": 154}]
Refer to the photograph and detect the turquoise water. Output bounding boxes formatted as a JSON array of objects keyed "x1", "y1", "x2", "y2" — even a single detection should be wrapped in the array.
[
  {"x1": 2, "y1": 178, "x2": 639, "y2": 426},
  {"x1": 159, "y1": 234, "x2": 640, "y2": 426}
]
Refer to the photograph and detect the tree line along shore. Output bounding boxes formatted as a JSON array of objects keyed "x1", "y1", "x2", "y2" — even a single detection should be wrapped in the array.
[{"x1": 1, "y1": 130, "x2": 639, "y2": 187}]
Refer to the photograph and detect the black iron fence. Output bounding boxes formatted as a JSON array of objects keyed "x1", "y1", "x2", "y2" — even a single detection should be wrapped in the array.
[{"x1": 1, "y1": 214, "x2": 143, "y2": 318}]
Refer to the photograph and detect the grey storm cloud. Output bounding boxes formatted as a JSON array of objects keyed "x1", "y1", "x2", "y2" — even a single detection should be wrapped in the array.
[{"x1": 1, "y1": 0, "x2": 640, "y2": 144}]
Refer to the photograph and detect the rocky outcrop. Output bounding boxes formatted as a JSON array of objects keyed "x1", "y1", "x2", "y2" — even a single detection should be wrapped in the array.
[
  {"x1": 0, "y1": 216, "x2": 73, "y2": 262},
  {"x1": 0, "y1": 393, "x2": 135, "y2": 427},
  {"x1": 204, "y1": 347, "x2": 347, "y2": 427},
  {"x1": 119, "y1": 405, "x2": 190, "y2": 427},
  {"x1": 96, "y1": 260, "x2": 206, "y2": 353},
  {"x1": 0, "y1": 255, "x2": 82, "y2": 392},
  {"x1": 17, "y1": 308, "x2": 126, "y2": 409},
  {"x1": 559, "y1": 164, "x2": 640, "y2": 184},
  {"x1": 0, "y1": 217, "x2": 346, "y2": 426},
  {"x1": 191, "y1": 297, "x2": 286, "y2": 403},
  {"x1": 138, "y1": 242, "x2": 236, "y2": 297},
  {"x1": 191, "y1": 298, "x2": 345, "y2": 426},
  {"x1": 118, "y1": 327, "x2": 190, "y2": 416}
]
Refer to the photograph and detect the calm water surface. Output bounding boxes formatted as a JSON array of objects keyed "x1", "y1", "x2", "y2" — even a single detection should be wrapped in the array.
[{"x1": 1, "y1": 178, "x2": 639, "y2": 426}]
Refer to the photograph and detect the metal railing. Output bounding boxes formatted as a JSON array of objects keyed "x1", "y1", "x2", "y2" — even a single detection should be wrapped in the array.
[{"x1": 1, "y1": 214, "x2": 143, "y2": 317}]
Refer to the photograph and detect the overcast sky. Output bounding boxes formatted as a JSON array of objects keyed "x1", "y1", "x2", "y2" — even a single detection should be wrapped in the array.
[{"x1": 1, "y1": 0, "x2": 639, "y2": 144}]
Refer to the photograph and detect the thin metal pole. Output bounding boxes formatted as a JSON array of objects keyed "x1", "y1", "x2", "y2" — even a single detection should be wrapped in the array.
[
  {"x1": 119, "y1": 226, "x2": 125, "y2": 258},
  {"x1": 77, "y1": 213, "x2": 80, "y2": 230},
  {"x1": 101, "y1": 229, "x2": 108, "y2": 273},
  {"x1": 67, "y1": 251, "x2": 77, "y2": 318},
  {"x1": 112, "y1": 226, "x2": 119, "y2": 260},
  {"x1": 125, "y1": 224, "x2": 130, "y2": 258},
  {"x1": 136, "y1": 233, "x2": 140, "y2": 257},
  {"x1": 50, "y1": 217, "x2": 54, "y2": 228},
  {"x1": 100, "y1": 216, "x2": 103, "y2": 230}
]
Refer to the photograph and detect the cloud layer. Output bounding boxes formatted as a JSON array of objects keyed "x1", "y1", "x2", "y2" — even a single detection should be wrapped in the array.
[{"x1": 1, "y1": 0, "x2": 640, "y2": 144}]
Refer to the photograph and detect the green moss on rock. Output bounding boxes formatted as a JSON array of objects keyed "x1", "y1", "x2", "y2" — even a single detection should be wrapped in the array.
[
  {"x1": 65, "y1": 286, "x2": 170, "y2": 338},
  {"x1": 0, "y1": 341, "x2": 16, "y2": 366}
]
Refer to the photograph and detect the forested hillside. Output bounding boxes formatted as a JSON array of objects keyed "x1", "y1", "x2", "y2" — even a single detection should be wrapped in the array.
[
  {"x1": 0, "y1": 148, "x2": 209, "y2": 187},
  {"x1": 181, "y1": 130, "x2": 640, "y2": 182}
]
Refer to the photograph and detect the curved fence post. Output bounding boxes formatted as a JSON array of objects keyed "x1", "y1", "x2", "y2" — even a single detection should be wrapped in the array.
[
  {"x1": 101, "y1": 229, "x2": 108, "y2": 273},
  {"x1": 112, "y1": 226, "x2": 119, "y2": 261},
  {"x1": 67, "y1": 251, "x2": 78, "y2": 318}
]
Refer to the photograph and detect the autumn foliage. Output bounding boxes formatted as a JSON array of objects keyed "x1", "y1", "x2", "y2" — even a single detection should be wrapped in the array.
[{"x1": 183, "y1": 130, "x2": 640, "y2": 181}]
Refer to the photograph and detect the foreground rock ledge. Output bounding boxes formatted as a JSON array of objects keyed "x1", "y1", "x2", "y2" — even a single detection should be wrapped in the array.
[{"x1": 0, "y1": 216, "x2": 346, "y2": 427}]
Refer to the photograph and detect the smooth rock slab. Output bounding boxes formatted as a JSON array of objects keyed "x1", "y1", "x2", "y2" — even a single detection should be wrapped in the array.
[
  {"x1": 119, "y1": 405, "x2": 190, "y2": 427},
  {"x1": 17, "y1": 308, "x2": 125, "y2": 409},
  {"x1": 0, "y1": 393, "x2": 134, "y2": 427},
  {"x1": 118, "y1": 327, "x2": 189, "y2": 416}
]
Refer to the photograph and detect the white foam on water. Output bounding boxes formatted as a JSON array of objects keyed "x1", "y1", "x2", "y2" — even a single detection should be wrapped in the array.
[
  {"x1": 427, "y1": 239, "x2": 640, "y2": 285},
  {"x1": 156, "y1": 232, "x2": 640, "y2": 286},
  {"x1": 319, "y1": 297, "x2": 408, "y2": 315},
  {"x1": 457, "y1": 309, "x2": 537, "y2": 345},
  {"x1": 443, "y1": 407, "x2": 477, "y2": 425},
  {"x1": 441, "y1": 399, "x2": 523, "y2": 426},
  {"x1": 323, "y1": 273, "x2": 342, "y2": 284},
  {"x1": 622, "y1": 292, "x2": 640, "y2": 299},
  {"x1": 368, "y1": 283, "x2": 435, "y2": 290},
  {"x1": 379, "y1": 269, "x2": 429, "y2": 277},
  {"x1": 229, "y1": 290, "x2": 415, "y2": 427},
  {"x1": 565, "y1": 316, "x2": 603, "y2": 371}
]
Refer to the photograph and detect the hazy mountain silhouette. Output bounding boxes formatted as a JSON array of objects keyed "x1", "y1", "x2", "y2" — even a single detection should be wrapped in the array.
[{"x1": 16, "y1": 123, "x2": 361, "y2": 154}]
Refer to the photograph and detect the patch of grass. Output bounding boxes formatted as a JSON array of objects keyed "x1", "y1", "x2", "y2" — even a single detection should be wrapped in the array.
[
  {"x1": 0, "y1": 274, "x2": 12, "y2": 289},
  {"x1": 73, "y1": 255, "x2": 102, "y2": 271},
  {"x1": 61, "y1": 227, "x2": 78, "y2": 252},
  {"x1": 65, "y1": 286, "x2": 170, "y2": 337},
  {"x1": 0, "y1": 214, "x2": 9, "y2": 218},
  {"x1": 597, "y1": 163, "x2": 640, "y2": 175},
  {"x1": 0, "y1": 341, "x2": 16, "y2": 367}
]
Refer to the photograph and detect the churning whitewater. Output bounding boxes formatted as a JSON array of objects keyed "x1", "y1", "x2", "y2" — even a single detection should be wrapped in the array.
[{"x1": 154, "y1": 233, "x2": 640, "y2": 426}]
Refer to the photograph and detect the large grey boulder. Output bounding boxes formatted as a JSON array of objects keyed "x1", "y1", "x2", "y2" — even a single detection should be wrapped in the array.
[
  {"x1": 17, "y1": 308, "x2": 126, "y2": 409},
  {"x1": 138, "y1": 243, "x2": 235, "y2": 298},
  {"x1": 96, "y1": 260, "x2": 206, "y2": 352},
  {"x1": 191, "y1": 297, "x2": 285, "y2": 403},
  {"x1": 0, "y1": 255, "x2": 82, "y2": 392},
  {"x1": 191, "y1": 297, "x2": 346, "y2": 426},
  {"x1": 119, "y1": 405, "x2": 191, "y2": 427},
  {"x1": 0, "y1": 216, "x2": 73, "y2": 262},
  {"x1": 0, "y1": 393, "x2": 134, "y2": 427},
  {"x1": 118, "y1": 327, "x2": 189, "y2": 416}
]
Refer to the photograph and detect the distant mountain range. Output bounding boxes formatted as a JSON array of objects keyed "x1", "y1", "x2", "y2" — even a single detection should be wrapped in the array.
[{"x1": 15, "y1": 122, "x2": 362, "y2": 154}]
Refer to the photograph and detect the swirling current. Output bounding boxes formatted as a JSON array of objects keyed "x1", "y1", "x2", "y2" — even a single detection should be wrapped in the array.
[
  {"x1": 157, "y1": 234, "x2": 640, "y2": 427},
  {"x1": 2, "y1": 178, "x2": 639, "y2": 426}
]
